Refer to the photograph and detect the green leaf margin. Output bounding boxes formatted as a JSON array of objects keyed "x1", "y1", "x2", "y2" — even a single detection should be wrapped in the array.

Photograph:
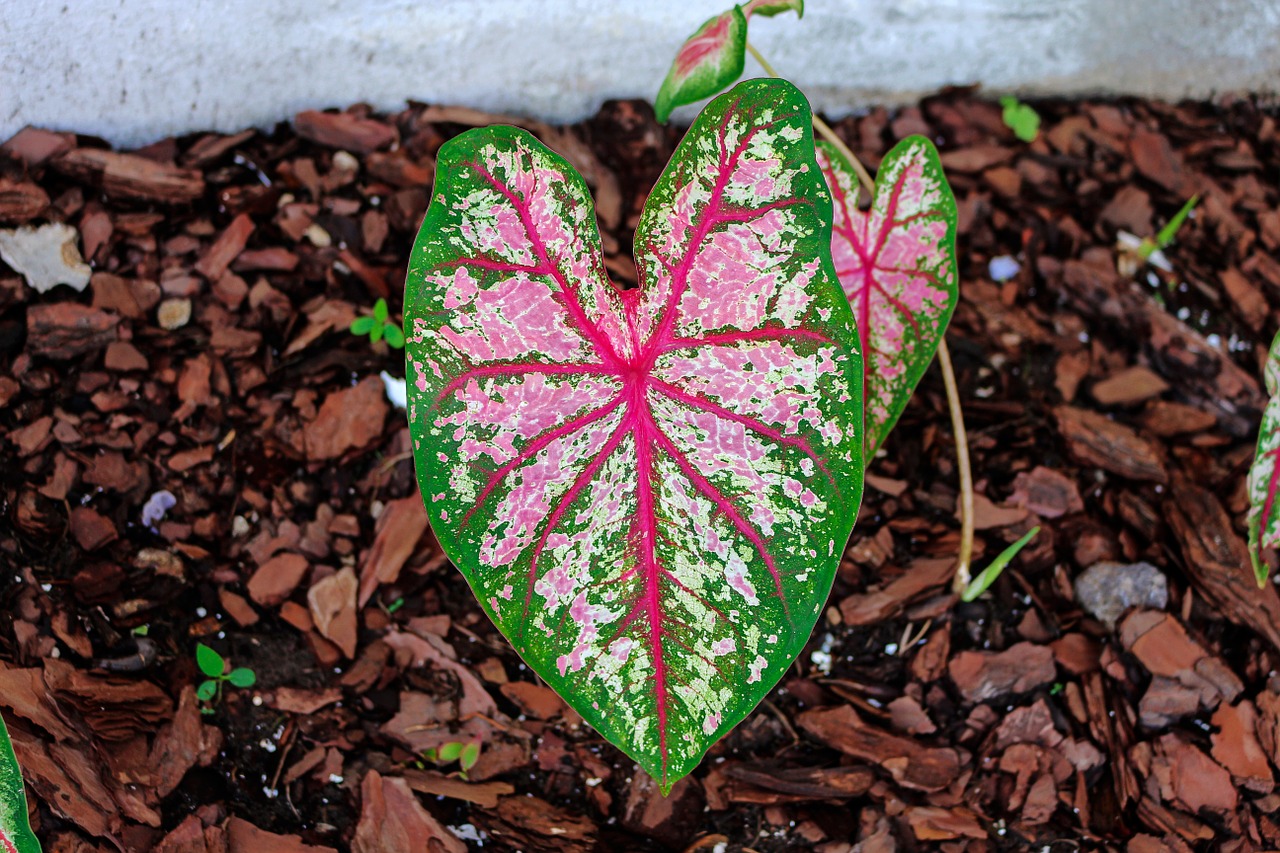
[
  {"x1": 0, "y1": 712, "x2": 41, "y2": 853},
  {"x1": 1248, "y1": 328, "x2": 1280, "y2": 587}
]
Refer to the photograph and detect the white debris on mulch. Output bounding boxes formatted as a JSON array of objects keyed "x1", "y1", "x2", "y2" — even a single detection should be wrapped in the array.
[
  {"x1": 0, "y1": 223, "x2": 92, "y2": 293},
  {"x1": 380, "y1": 370, "x2": 407, "y2": 410}
]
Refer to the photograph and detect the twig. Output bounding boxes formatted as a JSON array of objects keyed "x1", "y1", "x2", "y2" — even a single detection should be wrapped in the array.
[{"x1": 745, "y1": 38, "x2": 976, "y2": 591}]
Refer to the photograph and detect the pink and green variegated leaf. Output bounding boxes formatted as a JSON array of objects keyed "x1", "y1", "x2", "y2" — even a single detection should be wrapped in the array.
[
  {"x1": 743, "y1": 0, "x2": 803, "y2": 17},
  {"x1": 0, "y1": 714, "x2": 41, "y2": 853},
  {"x1": 818, "y1": 135, "x2": 958, "y2": 454},
  {"x1": 654, "y1": 6, "x2": 747, "y2": 123},
  {"x1": 1248, "y1": 329, "x2": 1280, "y2": 587},
  {"x1": 405, "y1": 78, "x2": 863, "y2": 792}
]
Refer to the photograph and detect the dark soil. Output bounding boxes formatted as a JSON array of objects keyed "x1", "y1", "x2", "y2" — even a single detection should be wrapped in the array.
[{"x1": 3, "y1": 88, "x2": 1280, "y2": 852}]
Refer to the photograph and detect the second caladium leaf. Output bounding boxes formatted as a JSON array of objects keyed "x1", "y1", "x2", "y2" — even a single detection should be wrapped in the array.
[
  {"x1": 406, "y1": 79, "x2": 863, "y2": 790},
  {"x1": 817, "y1": 136, "x2": 958, "y2": 454},
  {"x1": 654, "y1": 6, "x2": 746, "y2": 123},
  {"x1": 0, "y1": 714, "x2": 40, "y2": 853},
  {"x1": 1249, "y1": 329, "x2": 1280, "y2": 587}
]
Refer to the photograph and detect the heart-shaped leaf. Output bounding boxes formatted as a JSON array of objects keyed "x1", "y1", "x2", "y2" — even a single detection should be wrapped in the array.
[
  {"x1": 654, "y1": 7, "x2": 746, "y2": 123},
  {"x1": 1249, "y1": 329, "x2": 1280, "y2": 587},
  {"x1": 405, "y1": 79, "x2": 863, "y2": 790},
  {"x1": 817, "y1": 136, "x2": 958, "y2": 453},
  {"x1": 0, "y1": 714, "x2": 41, "y2": 853}
]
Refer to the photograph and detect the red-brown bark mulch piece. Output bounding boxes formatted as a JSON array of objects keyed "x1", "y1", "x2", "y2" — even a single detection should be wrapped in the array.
[
  {"x1": 52, "y1": 147, "x2": 205, "y2": 204},
  {"x1": 353, "y1": 770, "x2": 465, "y2": 853},
  {"x1": 303, "y1": 375, "x2": 389, "y2": 460},
  {"x1": 797, "y1": 706, "x2": 962, "y2": 792},
  {"x1": 948, "y1": 641, "x2": 1057, "y2": 703},
  {"x1": 1054, "y1": 405, "x2": 1167, "y2": 482}
]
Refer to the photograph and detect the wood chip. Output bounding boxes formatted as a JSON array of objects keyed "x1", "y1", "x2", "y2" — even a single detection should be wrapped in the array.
[
  {"x1": 194, "y1": 212, "x2": 255, "y2": 280},
  {"x1": 1054, "y1": 405, "x2": 1166, "y2": 482},
  {"x1": 905, "y1": 806, "x2": 987, "y2": 841},
  {"x1": 303, "y1": 376, "x2": 389, "y2": 461},
  {"x1": 1164, "y1": 475, "x2": 1280, "y2": 652},
  {"x1": 1091, "y1": 365, "x2": 1170, "y2": 406},
  {"x1": 307, "y1": 567, "x2": 358, "y2": 658},
  {"x1": 1007, "y1": 466, "x2": 1083, "y2": 518},
  {"x1": 838, "y1": 558, "x2": 954, "y2": 626},
  {"x1": 226, "y1": 817, "x2": 337, "y2": 853},
  {"x1": 403, "y1": 769, "x2": 514, "y2": 809},
  {"x1": 54, "y1": 148, "x2": 205, "y2": 204},
  {"x1": 358, "y1": 495, "x2": 429, "y2": 606},
  {"x1": 947, "y1": 642, "x2": 1057, "y2": 703},
  {"x1": 294, "y1": 110, "x2": 398, "y2": 155},
  {"x1": 1210, "y1": 701, "x2": 1274, "y2": 794},
  {"x1": 247, "y1": 552, "x2": 310, "y2": 606},
  {"x1": 352, "y1": 770, "x2": 465, "y2": 853},
  {"x1": 0, "y1": 178, "x2": 50, "y2": 224},
  {"x1": 798, "y1": 705, "x2": 961, "y2": 792}
]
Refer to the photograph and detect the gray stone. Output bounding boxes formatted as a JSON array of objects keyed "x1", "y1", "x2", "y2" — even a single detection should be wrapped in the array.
[{"x1": 1075, "y1": 561, "x2": 1168, "y2": 629}]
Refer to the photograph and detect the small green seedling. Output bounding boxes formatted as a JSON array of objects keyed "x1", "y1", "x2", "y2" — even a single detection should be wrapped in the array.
[
  {"x1": 1116, "y1": 195, "x2": 1199, "y2": 276},
  {"x1": 196, "y1": 643, "x2": 256, "y2": 711},
  {"x1": 1143, "y1": 194, "x2": 1199, "y2": 261},
  {"x1": 350, "y1": 298, "x2": 405, "y2": 349},
  {"x1": 960, "y1": 526, "x2": 1040, "y2": 602},
  {"x1": 999, "y1": 96, "x2": 1040, "y2": 143},
  {"x1": 421, "y1": 740, "x2": 481, "y2": 780}
]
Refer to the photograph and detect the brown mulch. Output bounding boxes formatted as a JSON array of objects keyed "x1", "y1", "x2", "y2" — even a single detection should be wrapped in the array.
[{"x1": 2, "y1": 88, "x2": 1279, "y2": 852}]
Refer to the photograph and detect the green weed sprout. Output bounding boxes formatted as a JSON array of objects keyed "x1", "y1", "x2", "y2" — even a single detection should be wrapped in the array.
[
  {"x1": 1116, "y1": 194, "x2": 1199, "y2": 276},
  {"x1": 1140, "y1": 195, "x2": 1199, "y2": 261},
  {"x1": 351, "y1": 298, "x2": 405, "y2": 349},
  {"x1": 999, "y1": 96, "x2": 1040, "y2": 143},
  {"x1": 422, "y1": 740, "x2": 482, "y2": 779},
  {"x1": 960, "y1": 526, "x2": 1040, "y2": 602},
  {"x1": 196, "y1": 643, "x2": 256, "y2": 711}
]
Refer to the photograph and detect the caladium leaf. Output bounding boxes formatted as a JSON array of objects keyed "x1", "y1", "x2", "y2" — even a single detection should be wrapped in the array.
[
  {"x1": 817, "y1": 136, "x2": 958, "y2": 454},
  {"x1": 1249, "y1": 329, "x2": 1280, "y2": 587},
  {"x1": 742, "y1": 0, "x2": 803, "y2": 17},
  {"x1": 654, "y1": 6, "x2": 747, "y2": 123},
  {"x1": 405, "y1": 78, "x2": 864, "y2": 791},
  {"x1": 0, "y1": 713, "x2": 41, "y2": 853}
]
